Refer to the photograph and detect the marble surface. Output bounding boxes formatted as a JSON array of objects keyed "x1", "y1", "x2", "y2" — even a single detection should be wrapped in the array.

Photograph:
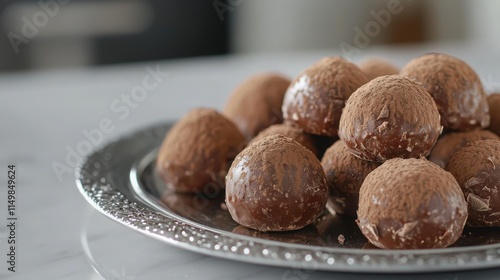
[{"x1": 2, "y1": 41, "x2": 500, "y2": 279}]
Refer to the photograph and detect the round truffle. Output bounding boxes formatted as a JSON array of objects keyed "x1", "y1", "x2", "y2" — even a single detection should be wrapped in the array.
[
  {"x1": 321, "y1": 140, "x2": 380, "y2": 216},
  {"x1": 339, "y1": 75, "x2": 442, "y2": 162},
  {"x1": 224, "y1": 73, "x2": 290, "y2": 140},
  {"x1": 358, "y1": 58, "x2": 399, "y2": 81},
  {"x1": 249, "y1": 124, "x2": 319, "y2": 157},
  {"x1": 156, "y1": 108, "x2": 246, "y2": 193},
  {"x1": 357, "y1": 158, "x2": 467, "y2": 249},
  {"x1": 429, "y1": 130, "x2": 499, "y2": 168},
  {"x1": 487, "y1": 93, "x2": 500, "y2": 136},
  {"x1": 225, "y1": 135, "x2": 328, "y2": 232},
  {"x1": 446, "y1": 139, "x2": 500, "y2": 227},
  {"x1": 400, "y1": 53, "x2": 490, "y2": 131},
  {"x1": 282, "y1": 56, "x2": 368, "y2": 137}
]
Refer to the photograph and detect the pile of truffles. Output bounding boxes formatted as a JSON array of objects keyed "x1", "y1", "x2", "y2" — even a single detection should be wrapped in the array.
[{"x1": 157, "y1": 53, "x2": 500, "y2": 250}]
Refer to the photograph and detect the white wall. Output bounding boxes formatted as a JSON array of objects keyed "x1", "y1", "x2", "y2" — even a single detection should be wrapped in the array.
[
  {"x1": 231, "y1": 0, "x2": 469, "y2": 53},
  {"x1": 467, "y1": 0, "x2": 500, "y2": 46},
  {"x1": 231, "y1": 0, "x2": 371, "y2": 53},
  {"x1": 426, "y1": 0, "x2": 467, "y2": 41}
]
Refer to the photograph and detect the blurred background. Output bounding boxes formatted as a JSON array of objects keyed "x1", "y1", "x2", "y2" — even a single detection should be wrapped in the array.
[{"x1": 0, "y1": 0, "x2": 498, "y2": 72}]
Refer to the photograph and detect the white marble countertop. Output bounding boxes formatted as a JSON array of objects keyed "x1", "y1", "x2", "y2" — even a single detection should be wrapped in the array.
[{"x1": 2, "y1": 41, "x2": 500, "y2": 280}]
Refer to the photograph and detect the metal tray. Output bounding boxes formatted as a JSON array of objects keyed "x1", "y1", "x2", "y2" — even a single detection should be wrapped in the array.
[{"x1": 76, "y1": 122, "x2": 500, "y2": 273}]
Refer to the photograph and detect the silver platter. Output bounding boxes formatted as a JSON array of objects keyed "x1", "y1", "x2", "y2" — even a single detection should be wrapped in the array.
[{"x1": 76, "y1": 122, "x2": 500, "y2": 273}]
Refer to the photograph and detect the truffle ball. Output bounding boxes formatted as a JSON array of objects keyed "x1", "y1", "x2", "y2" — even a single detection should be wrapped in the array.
[
  {"x1": 446, "y1": 139, "x2": 500, "y2": 227},
  {"x1": 249, "y1": 124, "x2": 319, "y2": 157},
  {"x1": 282, "y1": 56, "x2": 368, "y2": 137},
  {"x1": 339, "y1": 75, "x2": 442, "y2": 162},
  {"x1": 487, "y1": 93, "x2": 500, "y2": 136},
  {"x1": 223, "y1": 73, "x2": 290, "y2": 140},
  {"x1": 156, "y1": 108, "x2": 246, "y2": 193},
  {"x1": 225, "y1": 135, "x2": 328, "y2": 232},
  {"x1": 358, "y1": 58, "x2": 399, "y2": 81},
  {"x1": 321, "y1": 140, "x2": 379, "y2": 216},
  {"x1": 429, "y1": 130, "x2": 499, "y2": 168},
  {"x1": 400, "y1": 53, "x2": 490, "y2": 131},
  {"x1": 357, "y1": 158, "x2": 467, "y2": 249}
]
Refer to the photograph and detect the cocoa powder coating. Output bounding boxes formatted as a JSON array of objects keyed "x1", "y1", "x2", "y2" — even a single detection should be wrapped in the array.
[
  {"x1": 446, "y1": 139, "x2": 500, "y2": 227},
  {"x1": 400, "y1": 53, "x2": 490, "y2": 131},
  {"x1": 321, "y1": 140, "x2": 379, "y2": 216},
  {"x1": 357, "y1": 158, "x2": 467, "y2": 249},
  {"x1": 429, "y1": 130, "x2": 499, "y2": 168},
  {"x1": 156, "y1": 108, "x2": 246, "y2": 193},
  {"x1": 224, "y1": 73, "x2": 290, "y2": 140},
  {"x1": 249, "y1": 124, "x2": 319, "y2": 157},
  {"x1": 282, "y1": 56, "x2": 368, "y2": 137},
  {"x1": 487, "y1": 94, "x2": 500, "y2": 136},
  {"x1": 339, "y1": 75, "x2": 442, "y2": 162},
  {"x1": 359, "y1": 58, "x2": 399, "y2": 81},
  {"x1": 225, "y1": 135, "x2": 328, "y2": 232}
]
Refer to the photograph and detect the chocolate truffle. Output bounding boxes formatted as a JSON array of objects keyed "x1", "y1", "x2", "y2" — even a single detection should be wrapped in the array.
[
  {"x1": 156, "y1": 108, "x2": 246, "y2": 193},
  {"x1": 225, "y1": 135, "x2": 328, "y2": 232},
  {"x1": 282, "y1": 56, "x2": 368, "y2": 137},
  {"x1": 357, "y1": 158, "x2": 467, "y2": 249},
  {"x1": 339, "y1": 75, "x2": 442, "y2": 162},
  {"x1": 249, "y1": 124, "x2": 319, "y2": 157},
  {"x1": 358, "y1": 58, "x2": 399, "y2": 81},
  {"x1": 321, "y1": 140, "x2": 380, "y2": 216},
  {"x1": 429, "y1": 130, "x2": 499, "y2": 168},
  {"x1": 400, "y1": 53, "x2": 490, "y2": 131},
  {"x1": 446, "y1": 139, "x2": 500, "y2": 227},
  {"x1": 487, "y1": 93, "x2": 500, "y2": 136},
  {"x1": 223, "y1": 73, "x2": 290, "y2": 140}
]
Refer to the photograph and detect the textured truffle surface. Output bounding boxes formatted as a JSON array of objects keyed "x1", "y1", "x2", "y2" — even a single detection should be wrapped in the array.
[
  {"x1": 339, "y1": 75, "x2": 442, "y2": 162},
  {"x1": 156, "y1": 108, "x2": 246, "y2": 193},
  {"x1": 429, "y1": 130, "x2": 499, "y2": 168},
  {"x1": 282, "y1": 56, "x2": 368, "y2": 137},
  {"x1": 359, "y1": 58, "x2": 399, "y2": 81},
  {"x1": 447, "y1": 139, "x2": 500, "y2": 227},
  {"x1": 224, "y1": 73, "x2": 290, "y2": 140},
  {"x1": 487, "y1": 94, "x2": 500, "y2": 136},
  {"x1": 321, "y1": 140, "x2": 380, "y2": 216},
  {"x1": 225, "y1": 135, "x2": 328, "y2": 232},
  {"x1": 400, "y1": 53, "x2": 490, "y2": 131},
  {"x1": 357, "y1": 158, "x2": 467, "y2": 249},
  {"x1": 249, "y1": 124, "x2": 319, "y2": 157}
]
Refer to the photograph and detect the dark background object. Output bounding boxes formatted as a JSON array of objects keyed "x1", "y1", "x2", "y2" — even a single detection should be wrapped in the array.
[
  {"x1": 94, "y1": 0, "x2": 230, "y2": 65},
  {"x1": 0, "y1": 0, "x2": 230, "y2": 72}
]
